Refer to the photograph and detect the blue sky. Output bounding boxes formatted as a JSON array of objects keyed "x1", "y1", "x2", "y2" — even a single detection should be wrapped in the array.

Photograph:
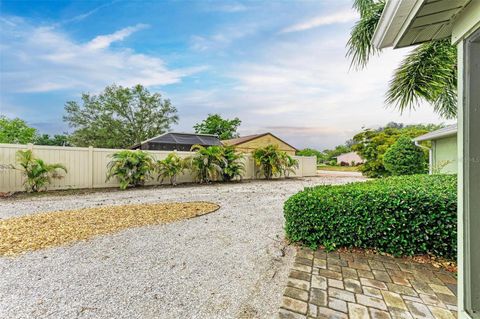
[{"x1": 0, "y1": 0, "x2": 446, "y2": 150}]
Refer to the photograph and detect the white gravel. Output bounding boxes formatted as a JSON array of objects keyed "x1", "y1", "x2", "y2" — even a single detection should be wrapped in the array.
[{"x1": 0, "y1": 175, "x2": 364, "y2": 319}]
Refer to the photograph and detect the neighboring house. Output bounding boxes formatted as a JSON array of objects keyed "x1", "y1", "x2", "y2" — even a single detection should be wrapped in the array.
[
  {"x1": 414, "y1": 124, "x2": 457, "y2": 174},
  {"x1": 335, "y1": 151, "x2": 364, "y2": 166},
  {"x1": 131, "y1": 132, "x2": 221, "y2": 151},
  {"x1": 222, "y1": 133, "x2": 297, "y2": 155}
]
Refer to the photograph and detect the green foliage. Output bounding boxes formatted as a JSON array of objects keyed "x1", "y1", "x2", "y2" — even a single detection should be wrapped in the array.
[
  {"x1": 0, "y1": 116, "x2": 37, "y2": 144},
  {"x1": 252, "y1": 144, "x2": 295, "y2": 179},
  {"x1": 387, "y1": 39, "x2": 457, "y2": 119},
  {"x1": 352, "y1": 123, "x2": 434, "y2": 178},
  {"x1": 193, "y1": 114, "x2": 241, "y2": 140},
  {"x1": 34, "y1": 134, "x2": 71, "y2": 146},
  {"x1": 188, "y1": 145, "x2": 225, "y2": 183},
  {"x1": 220, "y1": 145, "x2": 245, "y2": 182},
  {"x1": 322, "y1": 145, "x2": 352, "y2": 163},
  {"x1": 15, "y1": 150, "x2": 67, "y2": 192},
  {"x1": 297, "y1": 148, "x2": 325, "y2": 164},
  {"x1": 156, "y1": 153, "x2": 187, "y2": 186},
  {"x1": 64, "y1": 84, "x2": 178, "y2": 148},
  {"x1": 347, "y1": 3, "x2": 457, "y2": 119},
  {"x1": 383, "y1": 136, "x2": 427, "y2": 176},
  {"x1": 106, "y1": 150, "x2": 154, "y2": 189},
  {"x1": 284, "y1": 174, "x2": 457, "y2": 258}
]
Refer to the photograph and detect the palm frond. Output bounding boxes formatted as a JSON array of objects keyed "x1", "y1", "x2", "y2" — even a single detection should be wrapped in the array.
[
  {"x1": 386, "y1": 39, "x2": 457, "y2": 119},
  {"x1": 346, "y1": 1, "x2": 384, "y2": 69}
]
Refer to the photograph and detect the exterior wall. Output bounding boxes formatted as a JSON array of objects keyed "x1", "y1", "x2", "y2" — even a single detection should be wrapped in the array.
[
  {"x1": 431, "y1": 136, "x2": 458, "y2": 174},
  {"x1": 336, "y1": 152, "x2": 364, "y2": 165},
  {"x1": 0, "y1": 143, "x2": 316, "y2": 193},
  {"x1": 233, "y1": 134, "x2": 296, "y2": 155}
]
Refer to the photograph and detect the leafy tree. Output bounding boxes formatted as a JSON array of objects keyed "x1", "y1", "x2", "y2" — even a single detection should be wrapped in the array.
[
  {"x1": 34, "y1": 134, "x2": 71, "y2": 146},
  {"x1": 347, "y1": 0, "x2": 457, "y2": 119},
  {"x1": 188, "y1": 145, "x2": 225, "y2": 183},
  {"x1": 106, "y1": 150, "x2": 154, "y2": 189},
  {"x1": 219, "y1": 145, "x2": 244, "y2": 182},
  {"x1": 352, "y1": 124, "x2": 432, "y2": 177},
  {"x1": 156, "y1": 153, "x2": 187, "y2": 186},
  {"x1": 252, "y1": 144, "x2": 292, "y2": 180},
  {"x1": 0, "y1": 116, "x2": 37, "y2": 144},
  {"x1": 64, "y1": 84, "x2": 178, "y2": 148},
  {"x1": 15, "y1": 150, "x2": 67, "y2": 192},
  {"x1": 322, "y1": 145, "x2": 352, "y2": 163},
  {"x1": 193, "y1": 114, "x2": 241, "y2": 140},
  {"x1": 383, "y1": 136, "x2": 427, "y2": 176},
  {"x1": 296, "y1": 148, "x2": 325, "y2": 164}
]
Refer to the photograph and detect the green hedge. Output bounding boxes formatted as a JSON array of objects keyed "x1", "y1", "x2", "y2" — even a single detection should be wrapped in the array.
[{"x1": 284, "y1": 174, "x2": 457, "y2": 258}]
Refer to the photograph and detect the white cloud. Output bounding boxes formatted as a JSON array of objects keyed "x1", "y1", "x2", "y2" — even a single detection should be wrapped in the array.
[
  {"x1": 281, "y1": 9, "x2": 358, "y2": 33},
  {"x1": 86, "y1": 24, "x2": 148, "y2": 50},
  {"x1": 0, "y1": 19, "x2": 206, "y2": 93}
]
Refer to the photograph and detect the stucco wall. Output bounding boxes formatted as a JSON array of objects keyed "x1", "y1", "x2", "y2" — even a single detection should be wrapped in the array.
[
  {"x1": 432, "y1": 135, "x2": 457, "y2": 174},
  {"x1": 234, "y1": 134, "x2": 296, "y2": 155}
]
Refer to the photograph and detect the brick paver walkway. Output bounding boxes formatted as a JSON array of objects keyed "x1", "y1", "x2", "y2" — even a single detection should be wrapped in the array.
[{"x1": 279, "y1": 248, "x2": 457, "y2": 319}]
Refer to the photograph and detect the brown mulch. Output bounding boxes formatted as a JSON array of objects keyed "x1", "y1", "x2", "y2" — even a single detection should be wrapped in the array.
[{"x1": 0, "y1": 202, "x2": 219, "y2": 256}]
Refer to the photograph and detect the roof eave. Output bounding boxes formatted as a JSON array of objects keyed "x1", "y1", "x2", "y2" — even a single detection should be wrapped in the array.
[{"x1": 414, "y1": 130, "x2": 458, "y2": 142}]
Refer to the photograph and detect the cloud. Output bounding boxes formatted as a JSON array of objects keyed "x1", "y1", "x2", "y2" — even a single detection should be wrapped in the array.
[
  {"x1": 86, "y1": 24, "x2": 148, "y2": 50},
  {"x1": 281, "y1": 9, "x2": 358, "y2": 33},
  {"x1": 62, "y1": 1, "x2": 118, "y2": 24},
  {"x1": 0, "y1": 18, "x2": 205, "y2": 93}
]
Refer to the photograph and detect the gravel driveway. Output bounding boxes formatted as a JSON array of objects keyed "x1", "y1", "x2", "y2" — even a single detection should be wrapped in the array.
[{"x1": 0, "y1": 176, "x2": 363, "y2": 319}]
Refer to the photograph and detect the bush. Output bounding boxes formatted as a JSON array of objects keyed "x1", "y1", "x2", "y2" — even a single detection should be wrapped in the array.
[
  {"x1": 220, "y1": 145, "x2": 245, "y2": 182},
  {"x1": 384, "y1": 136, "x2": 427, "y2": 175},
  {"x1": 253, "y1": 144, "x2": 296, "y2": 179},
  {"x1": 15, "y1": 150, "x2": 67, "y2": 192},
  {"x1": 284, "y1": 174, "x2": 457, "y2": 258},
  {"x1": 188, "y1": 145, "x2": 224, "y2": 183},
  {"x1": 106, "y1": 150, "x2": 154, "y2": 189},
  {"x1": 156, "y1": 153, "x2": 187, "y2": 185}
]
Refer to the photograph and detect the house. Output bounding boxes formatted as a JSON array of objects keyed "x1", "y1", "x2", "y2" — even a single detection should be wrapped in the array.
[
  {"x1": 131, "y1": 132, "x2": 221, "y2": 151},
  {"x1": 222, "y1": 133, "x2": 297, "y2": 155},
  {"x1": 414, "y1": 124, "x2": 457, "y2": 174},
  {"x1": 372, "y1": 1, "x2": 479, "y2": 317},
  {"x1": 335, "y1": 151, "x2": 364, "y2": 166}
]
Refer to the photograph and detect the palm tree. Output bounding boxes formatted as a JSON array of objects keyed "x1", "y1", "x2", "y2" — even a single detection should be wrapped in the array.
[
  {"x1": 188, "y1": 145, "x2": 225, "y2": 183},
  {"x1": 156, "y1": 152, "x2": 187, "y2": 186},
  {"x1": 346, "y1": 0, "x2": 457, "y2": 119},
  {"x1": 106, "y1": 150, "x2": 154, "y2": 189}
]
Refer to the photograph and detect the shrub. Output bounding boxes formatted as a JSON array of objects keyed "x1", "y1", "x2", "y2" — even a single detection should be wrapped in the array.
[
  {"x1": 106, "y1": 150, "x2": 154, "y2": 189},
  {"x1": 188, "y1": 145, "x2": 224, "y2": 183},
  {"x1": 156, "y1": 153, "x2": 187, "y2": 185},
  {"x1": 284, "y1": 174, "x2": 457, "y2": 258},
  {"x1": 283, "y1": 155, "x2": 299, "y2": 178},
  {"x1": 220, "y1": 145, "x2": 245, "y2": 182},
  {"x1": 253, "y1": 145, "x2": 293, "y2": 179},
  {"x1": 383, "y1": 136, "x2": 427, "y2": 176},
  {"x1": 15, "y1": 150, "x2": 67, "y2": 192}
]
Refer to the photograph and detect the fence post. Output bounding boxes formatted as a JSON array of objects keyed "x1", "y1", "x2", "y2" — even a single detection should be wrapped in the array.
[{"x1": 88, "y1": 146, "x2": 94, "y2": 188}]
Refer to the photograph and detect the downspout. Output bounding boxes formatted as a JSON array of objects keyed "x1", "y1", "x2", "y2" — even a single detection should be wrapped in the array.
[{"x1": 415, "y1": 140, "x2": 432, "y2": 174}]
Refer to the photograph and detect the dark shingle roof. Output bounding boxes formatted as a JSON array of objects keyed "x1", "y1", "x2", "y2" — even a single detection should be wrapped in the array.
[{"x1": 133, "y1": 132, "x2": 221, "y2": 148}]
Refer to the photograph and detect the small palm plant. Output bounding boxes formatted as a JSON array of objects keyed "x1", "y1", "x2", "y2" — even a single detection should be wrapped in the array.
[
  {"x1": 188, "y1": 145, "x2": 225, "y2": 183},
  {"x1": 220, "y1": 146, "x2": 245, "y2": 182},
  {"x1": 156, "y1": 152, "x2": 187, "y2": 186},
  {"x1": 16, "y1": 150, "x2": 67, "y2": 192},
  {"x1": 106, "y1": 150, "x2": 154, "y2": 189},
  {"x1": 253, "y1": 145, "x2": 288, "y2": 180},
  {"x1": 282, "y1": 154, "x2": 299, "y2": 178}
]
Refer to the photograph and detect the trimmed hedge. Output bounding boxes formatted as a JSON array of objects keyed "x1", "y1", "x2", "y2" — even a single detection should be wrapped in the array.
[{"x1": 284, "y1": 174, "x2": 457, "y2": 258}]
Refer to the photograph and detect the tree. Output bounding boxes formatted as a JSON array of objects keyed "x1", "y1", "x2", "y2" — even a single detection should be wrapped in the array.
[
  {"x1": 252, "y1": 144, "x2": 293, "y2": 180},
  {"x1": 64, "y1": 84, "x2": 178, "y2": 148},
  {"x1": 193, "y1": 114, "x2": 241, "y2": 140},
  {"x1": 383, "y1": 136, "x2": 427, "y2": 176},
  {"x1": 0, "y1": 116, "x2": 37, "y2": 144},
  {"x1": 34, "y1": 134, "x2": 71, "y2": 146},
  {"x1": 106, "y1": 150, "x2": 154, "y2": 189},
  {"x1": 352, "y1": 124, "x2": 432, "y2": 177},
  {"x1": 188, "y1": 145, "x2": 225, "y2": 183},
  {"x1": 347, "y1": 0, "x2": 457, "y2": 119},
  {"x1": 156, "y1": 153, "x2": 187, "y2": 186},
  {"x1": 219, "y1": 145, "x2": 245, "y2": 182}
]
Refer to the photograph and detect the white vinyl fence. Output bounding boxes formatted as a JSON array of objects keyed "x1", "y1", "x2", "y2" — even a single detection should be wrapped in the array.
[{"x1": 0, "y1": 143, "x2": 317, "y2": 193}]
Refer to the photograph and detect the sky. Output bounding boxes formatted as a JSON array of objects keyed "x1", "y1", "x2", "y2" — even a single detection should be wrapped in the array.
[{"x1": 0, "y1": 0, "x2": 449, "y2": 150}]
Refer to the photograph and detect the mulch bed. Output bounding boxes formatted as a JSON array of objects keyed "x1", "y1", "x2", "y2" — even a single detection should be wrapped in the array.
[{"x1": 0, "y1": 201, "x2": 219, "y2": 256}]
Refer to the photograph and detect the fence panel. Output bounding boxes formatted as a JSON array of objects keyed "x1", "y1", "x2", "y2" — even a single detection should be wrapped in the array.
[{"x1": 0, "y1": 144, "x2": 317, "y2": 193}]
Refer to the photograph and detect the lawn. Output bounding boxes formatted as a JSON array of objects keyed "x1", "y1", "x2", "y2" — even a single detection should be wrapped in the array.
[{"x1": 317, "y1": 165, "x2": 360, "y2": 172}]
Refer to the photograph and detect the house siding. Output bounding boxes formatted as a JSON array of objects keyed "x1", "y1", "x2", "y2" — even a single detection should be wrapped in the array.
[
  {"x1": 432, "y1": 135, "x2": 458, "y2": 174},
  {"x1": 232, "y1": 134, "x2": 296, "y2": 155}
]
